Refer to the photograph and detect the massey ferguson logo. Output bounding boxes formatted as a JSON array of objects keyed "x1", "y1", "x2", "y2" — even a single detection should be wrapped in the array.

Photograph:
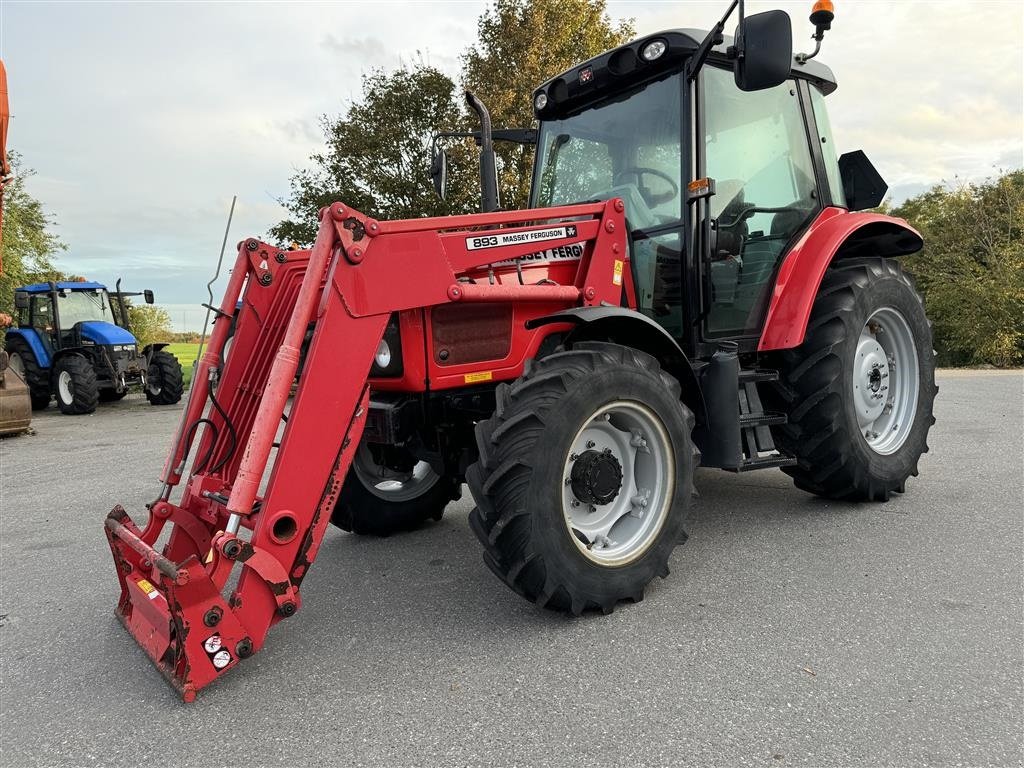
[{"x1": 466, "y1": 225, "x2": 578, "y2": 251}]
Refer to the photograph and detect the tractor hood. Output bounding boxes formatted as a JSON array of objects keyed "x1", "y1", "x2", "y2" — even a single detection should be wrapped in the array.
[{"x1": 80, "y1": 321, "x2": 137, "y2": 346}]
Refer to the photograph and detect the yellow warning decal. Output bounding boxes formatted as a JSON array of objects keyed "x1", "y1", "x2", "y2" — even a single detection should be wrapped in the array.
[
  {"x1": 613, "y1": 260, "x2": 624, "y2": 286},
  {"x1": 137, "y1": 579, "x2": 160, "y2": 600},
  {"x1": 464, "y1": 371, "x2": 493, "y2": 384}
]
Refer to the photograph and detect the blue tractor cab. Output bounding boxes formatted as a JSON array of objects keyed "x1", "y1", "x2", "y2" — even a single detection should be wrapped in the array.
[{"x1": 5, "y1": 280, "x2": 183, "y2": 414}]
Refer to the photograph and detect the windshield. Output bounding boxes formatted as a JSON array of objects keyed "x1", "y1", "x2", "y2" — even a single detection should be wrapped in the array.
[
  {"x1": 58, "y1": 290, "x2": 114, "y2": 326},
  {"x1": 531, "y1": 73, "x2": 682, "y2": 229}
]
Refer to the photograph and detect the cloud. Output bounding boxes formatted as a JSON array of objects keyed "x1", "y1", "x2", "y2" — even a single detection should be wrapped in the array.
[{"x1": 4, "y1": 0, "x2": 1021, "y2": 315}]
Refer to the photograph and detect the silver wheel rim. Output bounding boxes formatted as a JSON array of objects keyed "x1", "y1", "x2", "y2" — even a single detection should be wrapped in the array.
[
  {"x1": 561, "y1": 400, "x2": 674, "y2": 566},
  {"x1": 58, "y1": 370, "x2": 74, "y2": 404},
  {"x1": 8, "y1": 353, "x2": 25, "y2": 380},
  {"x1": 852, "y1": 306, "x2": 919, "y2": 455},
  {"x1": 148, "y1": 373, "x2": 162, "y2": 396},
  {"x1": 352, "y1": 445, "x2": 441, "y2": 502}
]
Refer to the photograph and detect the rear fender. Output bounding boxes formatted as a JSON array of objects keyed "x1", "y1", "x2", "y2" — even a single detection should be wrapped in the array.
[
  {"x1": 526, "y1": 306, "x2": 707, "y2": 427},
  {"x1": 759, "y1": 208, "x2": 923, "y2": 351},
  {"x1": 4, "y1": 328, "x2": 51, "y2": 369}
]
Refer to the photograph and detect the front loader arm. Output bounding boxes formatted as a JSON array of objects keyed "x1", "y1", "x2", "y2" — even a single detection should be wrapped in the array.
[{"x1": 104, "y1": 198, "x2": 627, "y2": 700}]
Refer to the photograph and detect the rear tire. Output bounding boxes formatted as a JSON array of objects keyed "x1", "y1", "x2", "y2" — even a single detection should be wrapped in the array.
[
  {"x1": 331, "y1": 445, "x2": 460, "y2": 536},
  {"x1": 764, "y1": 257, "x2": 937, "y2": 501},
  {"x1": 467, "y1": 342, "x2": 698, "y2": 615},
  {"x1": 54, "y1": 355, "x2": 99, "y2": 415},
  {"x1": 4, "y1": 337, "x2": 51, "y2": 410},
  {"x1": 145, "y1": 350, "x2": 184, "y2": 405}
]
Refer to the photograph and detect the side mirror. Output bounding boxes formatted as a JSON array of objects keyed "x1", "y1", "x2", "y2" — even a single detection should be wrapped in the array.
[
  {"x1": 429, "y1": 148, "x2": 448, "y2": 201},
  {"x1": 838, "y1": 150, "x2": 888, "y2": 211},
  {"x1": 14, "y1": 291, "x2": 29, "y2": 310},
  {"x1": 144, "y1": 289, "x2": 155, "y2": 305},
  {"x1": 734, "y1": 10, "x2": 793, "y2": 92}
]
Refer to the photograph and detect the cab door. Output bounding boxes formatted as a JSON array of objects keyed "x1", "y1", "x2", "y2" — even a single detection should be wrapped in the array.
[{"x1": 698, "y1": 65, "x2": 822, "y2": 340}]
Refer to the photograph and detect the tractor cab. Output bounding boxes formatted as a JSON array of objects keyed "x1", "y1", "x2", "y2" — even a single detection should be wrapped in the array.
[
  {"x1": 527, "y1": 17, "x2": 879, "y2": 358},
  {"x1": 6, "y1": 280, "x2": 183, "y2": 414}
]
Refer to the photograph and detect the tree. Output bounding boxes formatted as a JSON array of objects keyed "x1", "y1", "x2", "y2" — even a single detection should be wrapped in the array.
[
  {"x1": 128, "y1": 304, "x2": 174, "y2": 348},
  {"x1": 894, "y1": 170, "x2": 1024, "y2": 367},
  {"x1": 270, "y1": 65, "x2": 474, "y2": 246},
  {"x1": 461, "y1": 0, "x2": 634, "y2": 209},
  {"x1": 0, "y1": 154, "x2": 66, "y2": 317}
]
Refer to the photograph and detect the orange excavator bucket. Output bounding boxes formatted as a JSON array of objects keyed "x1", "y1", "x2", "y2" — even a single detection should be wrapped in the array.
[{"x1": 0, "y1": 350, "x2": 32, "y2": 437}]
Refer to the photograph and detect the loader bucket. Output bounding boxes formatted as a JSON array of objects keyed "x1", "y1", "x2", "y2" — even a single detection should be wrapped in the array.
[{"x1": 0, "y1": 350, "x2": 32, "y2": 436}]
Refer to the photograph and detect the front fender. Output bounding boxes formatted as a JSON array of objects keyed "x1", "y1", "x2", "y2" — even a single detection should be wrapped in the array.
[
  {"x1": 142, "y1": 342, "x2": 169, "y2": 361},
  {"x1": 759, "y1": 208, "x2": 923, "y2": 351},
  {"x1": 527, "y1": 306, "x2": 707, "y2": 427}
]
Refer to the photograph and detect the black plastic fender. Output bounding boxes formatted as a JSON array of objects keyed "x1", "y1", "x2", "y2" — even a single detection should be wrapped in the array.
[{"x1": 526, "y1": 306, "x2": 707, "y2": 427}]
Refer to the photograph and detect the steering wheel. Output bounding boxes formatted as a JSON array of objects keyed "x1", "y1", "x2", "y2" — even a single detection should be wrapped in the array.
[{"x1": 618, "y1": 167, "x2": 680, "y2": 209}]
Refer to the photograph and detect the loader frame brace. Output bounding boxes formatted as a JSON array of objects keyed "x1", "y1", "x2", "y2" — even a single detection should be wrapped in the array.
[{"x1": 104, "y1": 198, "x2": 627, "y2": 700}]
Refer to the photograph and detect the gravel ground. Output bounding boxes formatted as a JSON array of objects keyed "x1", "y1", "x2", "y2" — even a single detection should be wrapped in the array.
[{"x1": 0, "y1": 370, "x2": 1021, "y2": 768}]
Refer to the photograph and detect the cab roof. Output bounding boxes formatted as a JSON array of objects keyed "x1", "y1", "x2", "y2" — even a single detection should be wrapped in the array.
[
  {"x1": 533, "y1": 27, "x2": 837, "y2": 121},
  {"x1": 16, "y1": 281, "x2": 107, "y2": 294}
]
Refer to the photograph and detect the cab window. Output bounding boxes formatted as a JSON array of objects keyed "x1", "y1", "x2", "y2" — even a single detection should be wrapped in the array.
[{"x1": 702, "y1": 66, "x2": 820, "y2": 336}]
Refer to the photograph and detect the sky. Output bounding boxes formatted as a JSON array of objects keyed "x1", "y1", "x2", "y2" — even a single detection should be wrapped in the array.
[{"x1": 2, "y1": 0, "x2": 1022, "y2": 330}]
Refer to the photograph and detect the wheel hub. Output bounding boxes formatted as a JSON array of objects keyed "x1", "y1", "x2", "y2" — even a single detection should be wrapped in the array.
[
  {"x1": 569, "y1": 449, "x2": 623, "y2": 506},
  {"x1": 854, "y1": 335, "x2": 889, "y2": 425}
]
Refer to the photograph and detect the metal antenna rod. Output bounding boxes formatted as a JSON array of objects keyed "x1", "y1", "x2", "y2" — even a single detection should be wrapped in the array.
[{"x1": 195, "y1": 195, "x2": 237, "y2": 364}]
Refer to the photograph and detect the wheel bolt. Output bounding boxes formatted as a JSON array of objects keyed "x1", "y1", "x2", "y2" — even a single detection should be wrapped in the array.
[{"x1": 586, "y1": 441, "x2": 595, "y2": 449}]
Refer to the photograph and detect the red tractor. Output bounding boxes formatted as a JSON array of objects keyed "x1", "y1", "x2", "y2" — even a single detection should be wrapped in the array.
[{"x1": 104, "y1": 0, "x2": 936, "y2": 700}]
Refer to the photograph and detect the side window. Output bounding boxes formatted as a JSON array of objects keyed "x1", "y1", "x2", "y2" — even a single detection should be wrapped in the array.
[
  {"x1": 30, "y1": 296, "x2": 52, "y2": 332},
  {"x1": 537, "y1": 136, "x2": 612, "y2": 207},
  {"x1": 809, "y1": 86, "x2": 846, "y2": 207},
  {"x1": 702, "y1": 67, "x2": 820, "y2": 336}
]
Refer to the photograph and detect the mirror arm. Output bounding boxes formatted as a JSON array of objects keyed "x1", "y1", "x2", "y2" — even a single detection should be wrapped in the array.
[
  {"x1": 795, "y1": 36, "x2": 823, "y2": 64},
  {"x1": 686, "y1": 0, "x2": 741, "y2": 82}
]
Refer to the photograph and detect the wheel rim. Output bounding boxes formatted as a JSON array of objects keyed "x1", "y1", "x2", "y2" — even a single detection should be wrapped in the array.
[
  {"x1": 148, "y1": 371, "x2": 162, "y2": 395},
  {"x1": 58, "y1": 370, "x2": 74, "y2": 404},
  {"x1": 8, "y1": 353, "x2": 25, "y2": 380},
  {"x1": 852, "y1": 306, "x2": 920, "y2": 455},
  {"x1": 352, "y1": 445, "x2": 441, "y2": 502},
  {"x1": 561, "y1": 400, "x2": 674, "y2": 566}
]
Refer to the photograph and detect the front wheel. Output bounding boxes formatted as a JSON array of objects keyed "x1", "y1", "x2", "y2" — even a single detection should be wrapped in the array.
[
  {"x1": 467, "y1": 342, "x2": 698, "y2": 615},
  {"x1": 54, "y1": 355, "x2": 99, "y2": 415},
  {"x1": 330, "y1": 445, "x2": 461, "y2": 536},
  {"x1": 764, "y1": 257, "x2": 937, "y2": 501},
  {"x1": 145, "y1": 350, "x2": 184, "y2": 405}
]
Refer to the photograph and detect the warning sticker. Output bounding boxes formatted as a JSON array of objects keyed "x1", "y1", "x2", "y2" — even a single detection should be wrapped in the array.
[
  {"x1": 466, "y1": 224, "x2": 578, "y2": 251},
  {"x1": 203, "y1": 633, "x2": 233, "y2": 672},
  {"x1": 212, "y1": 649, "x2": 232, "y2": 670},
  {"x1": 136, "y1": 579, "x2": 160, "y2": 600},
  {"x1": 613, "y1": 260, "x2": 624, "y2": 286},
  {"x1": 464, "y1": 371, "x2": 493, "y2": 384}
]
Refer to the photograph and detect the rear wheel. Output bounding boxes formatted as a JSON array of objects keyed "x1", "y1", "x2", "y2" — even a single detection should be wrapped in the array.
[
  {"x1": 4, "y1": 337, "x2": 51, "y2": 410},
  {"x1": 54, "y1": 355, "x2": 99, "y2": 415},
  {"x1": 764, "y1": 257, "x2": 937, "y2": 501},
  {"x1": 467, "y1": 342, "x2": 697, "y2": 615},
  {"x1": 145, "y1": 350, "x2": 184, "y2": 405},
  {"x1": 331, "y1": 444, "x2": 461, "y2": 536}
]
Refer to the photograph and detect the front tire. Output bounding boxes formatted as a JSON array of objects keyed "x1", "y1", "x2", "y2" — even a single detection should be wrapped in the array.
[
  {"x1": 4, "y1": 337, "x2": 51, "y2": 410},
  {"x1": 145, "y1": 350, "x2": 184, "y2": 405},
  {"x1": 764, "y1": 257, "x2": 937, "y2": 501},
  {"x1": 467, "y1": 342, "x2": 698, "y2": 615},
  {"x1": 54, "y1": 355, "x2": 100, "y2": 415},
  {"x1": 331, "y1": 445, "x2": 460, "y2": 536}
]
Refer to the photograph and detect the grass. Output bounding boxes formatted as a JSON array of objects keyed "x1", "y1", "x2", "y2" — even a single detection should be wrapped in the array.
[{"x1": 164, "y1": 342, "x2": 201, "y2": 387}]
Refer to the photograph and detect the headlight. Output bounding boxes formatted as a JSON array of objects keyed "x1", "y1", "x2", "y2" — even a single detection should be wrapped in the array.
[
  {"x1": 375, "y1": 339, "x2": 392, "y2": 369},
  {"x1": 641, "y1": 40, "x2": 667, "y2": 61},
  {"x1": 534, "y1": 91, "x2": 548, "y2": 111}
]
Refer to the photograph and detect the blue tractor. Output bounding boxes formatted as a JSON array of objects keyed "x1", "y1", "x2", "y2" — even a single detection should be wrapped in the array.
[{"x1": 4, "y1": 280, "x2": 184, "y2": 415}]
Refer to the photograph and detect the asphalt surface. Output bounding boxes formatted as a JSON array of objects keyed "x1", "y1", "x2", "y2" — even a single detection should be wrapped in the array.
[{"x1": 0, "y1": 370, "x2": 1021, "y2": 768}]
